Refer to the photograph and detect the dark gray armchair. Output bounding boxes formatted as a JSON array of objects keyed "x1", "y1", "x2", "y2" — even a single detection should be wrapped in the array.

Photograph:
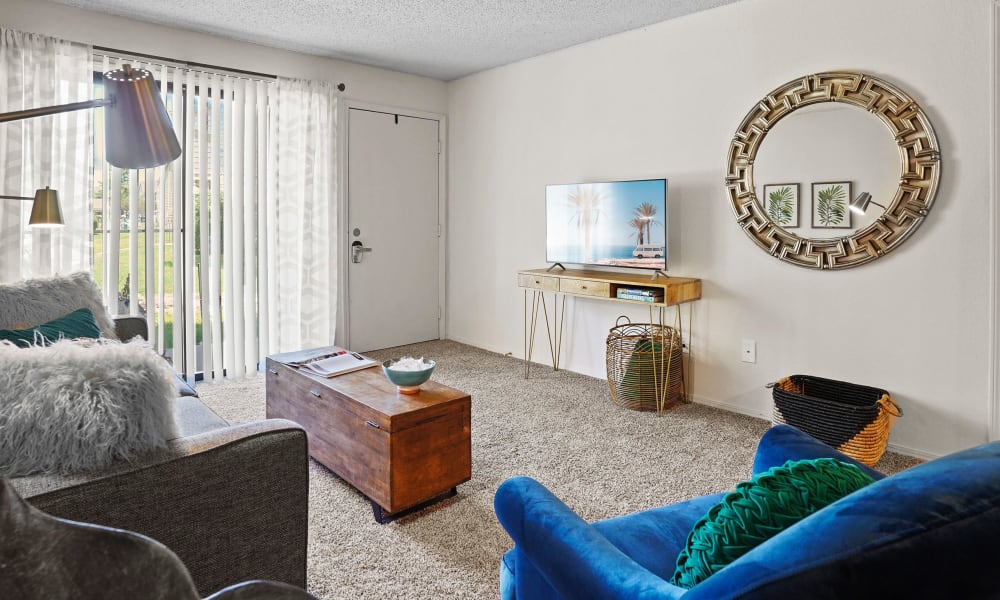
[
  {"x1": 1, "y1": 273, "x2": 310, "y2": 594},
  {"x1": 1, "y1": 478, "x2": 316, "y2": 599}
]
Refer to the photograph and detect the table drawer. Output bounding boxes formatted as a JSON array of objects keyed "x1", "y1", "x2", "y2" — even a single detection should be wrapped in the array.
[
  {"x1": 560, "y1": 278, "x2": 610, "y2": 297},
  {"x1": 518, "y1": 273, "x2": 560, "y2": 291}
]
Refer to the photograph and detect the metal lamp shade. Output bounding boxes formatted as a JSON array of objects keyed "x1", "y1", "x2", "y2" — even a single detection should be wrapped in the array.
[
  {"x1": 103, "y1": 66, "x2": 182, "y2": 169},
  {"x1": 28, "y1": 187, "x2": 63, "y2": 227},
  {"x1": 849, "y1": 192, "x2": 873, "y2": 215}
]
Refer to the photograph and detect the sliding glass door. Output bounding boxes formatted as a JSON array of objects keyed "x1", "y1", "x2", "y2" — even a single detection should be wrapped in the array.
[{"x1": 91, "y1": 54, "x2": 270, "y2": 381}]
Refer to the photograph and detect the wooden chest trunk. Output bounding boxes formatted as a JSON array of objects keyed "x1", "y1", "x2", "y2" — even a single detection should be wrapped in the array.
[{"x1": 265, "y1": 354, "x2": 471, "y2": 521}]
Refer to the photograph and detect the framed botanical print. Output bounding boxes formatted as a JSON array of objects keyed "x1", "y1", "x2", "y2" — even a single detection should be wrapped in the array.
[
  {"x1": 762, "y1": 183, "x2": 800, "y2": 228},
  {"x1": 811, "y1": 181, "x2": 852, "y2": 228}
]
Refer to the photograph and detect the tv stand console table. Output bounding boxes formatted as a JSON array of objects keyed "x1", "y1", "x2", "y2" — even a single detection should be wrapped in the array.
[{"x1": 517, "y1": 268, "x2": 702, "y2": 378}]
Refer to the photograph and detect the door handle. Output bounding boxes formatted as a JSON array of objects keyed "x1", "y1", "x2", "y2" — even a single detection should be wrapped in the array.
[{"x1": 351, "y1": 240, "x2": 372, "y2": 263}]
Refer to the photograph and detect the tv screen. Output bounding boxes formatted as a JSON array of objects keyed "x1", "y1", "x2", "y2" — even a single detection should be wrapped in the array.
[{"x1": 546, "y1": 178, "x2": 668, "y2": 271}]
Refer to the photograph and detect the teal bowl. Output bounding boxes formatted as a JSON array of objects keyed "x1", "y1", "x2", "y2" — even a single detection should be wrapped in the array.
[{"x1": 382, "y1": 359, "x2": 436, "y2": 394}]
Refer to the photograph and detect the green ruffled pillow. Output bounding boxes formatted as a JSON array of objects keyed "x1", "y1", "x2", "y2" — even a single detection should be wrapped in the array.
[
  {"x1": 0, "y1": 307, "x2": 102, "y2": 347},
  {"x1": 671, "y1": 458, "x2": 875, "y2": 589}
]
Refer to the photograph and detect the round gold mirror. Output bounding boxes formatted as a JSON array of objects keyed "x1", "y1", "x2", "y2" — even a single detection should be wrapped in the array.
[{"x1": 726, "y1": 71, "x2": 941, "y2": 269}]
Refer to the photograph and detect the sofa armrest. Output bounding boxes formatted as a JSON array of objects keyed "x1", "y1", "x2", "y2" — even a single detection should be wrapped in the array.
[
  {"x1": 753, "y1": 424, "x2": 885, "y2": 480},
  {"x1": 17, "y1": 419, "x2": 308, "y2": 596},
  {"x1": 113, "y1": 315, "x2": 149, "y2": 341},
  {"x1": 494, "y1": 476, "x2": 686, "y2": 600}
]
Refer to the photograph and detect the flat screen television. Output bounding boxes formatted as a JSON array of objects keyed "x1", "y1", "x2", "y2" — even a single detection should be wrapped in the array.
[{"x1": 545, "y1": 178, "x2": 668, "y2": 271}]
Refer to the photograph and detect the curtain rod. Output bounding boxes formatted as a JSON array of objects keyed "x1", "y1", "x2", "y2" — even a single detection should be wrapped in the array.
[{"x1": 93, "y1": 45, "x2": 347, "y2": 91}]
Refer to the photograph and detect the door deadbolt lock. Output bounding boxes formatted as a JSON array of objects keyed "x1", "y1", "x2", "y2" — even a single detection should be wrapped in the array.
[{"x1": 351, "y1": 240, "x2": 373, "y2": 263}]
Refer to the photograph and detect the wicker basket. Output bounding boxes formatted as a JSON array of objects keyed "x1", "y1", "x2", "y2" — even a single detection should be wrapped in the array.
[
  {"x1": 606, "y1": 316, "x2": 685, "y2": 413},
  {"x1": 771, "y1": 374, "x2": 902, "y2": 466}
]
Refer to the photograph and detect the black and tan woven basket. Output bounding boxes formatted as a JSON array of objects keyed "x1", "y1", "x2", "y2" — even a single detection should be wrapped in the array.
[
  {"x1": 606, "y1": 316, "x2": 685, "y2": 413},
  {"x1": 771, "y1": 374, "x2": 902, "y2": 466}
]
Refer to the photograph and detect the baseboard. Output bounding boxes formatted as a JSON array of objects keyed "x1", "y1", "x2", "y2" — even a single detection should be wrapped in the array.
[
  {"x1": 690, "y1": 394, "x2": 770, "y2": 421},
  {"x1": 884, "y1": 442, "x2": 939, "y2": 461}
]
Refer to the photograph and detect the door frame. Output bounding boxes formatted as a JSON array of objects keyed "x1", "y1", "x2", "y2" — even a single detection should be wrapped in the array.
[{"x1": 337, "y1": 100, "x2": 448, "y2": 350}]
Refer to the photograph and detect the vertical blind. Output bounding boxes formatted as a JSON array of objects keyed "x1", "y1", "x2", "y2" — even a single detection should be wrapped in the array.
[{"x1": 93, "y1": 53, "x2": 270, "y2": 382}]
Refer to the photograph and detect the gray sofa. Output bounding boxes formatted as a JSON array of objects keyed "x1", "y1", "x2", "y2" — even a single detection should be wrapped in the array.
[{"x1": 5, "y1": 315, "x2": 309, "y2": 595}]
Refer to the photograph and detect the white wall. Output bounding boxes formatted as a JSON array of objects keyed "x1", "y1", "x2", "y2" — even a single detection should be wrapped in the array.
[
  {"x1": 447, "y1": 0, "x2": 991, "y2": 457},
  {"x1": 1, "y1": 0, "x2": 447, "y2": 114}
]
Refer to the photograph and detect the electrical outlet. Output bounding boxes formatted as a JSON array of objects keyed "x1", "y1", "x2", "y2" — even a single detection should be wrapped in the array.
[{"x1": 741, "y1": 339, "x2": 756, "y2": 363}]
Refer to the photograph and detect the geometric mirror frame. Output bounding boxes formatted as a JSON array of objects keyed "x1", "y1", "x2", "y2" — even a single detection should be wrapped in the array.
[{"x1": 725, "y1": 71, "x2": 941, "y2": 269}]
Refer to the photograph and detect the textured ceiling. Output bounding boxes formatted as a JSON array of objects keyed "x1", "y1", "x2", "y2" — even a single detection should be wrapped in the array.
[{"x1": 48, "y1": 0, "x2": 742, "y2": 81}]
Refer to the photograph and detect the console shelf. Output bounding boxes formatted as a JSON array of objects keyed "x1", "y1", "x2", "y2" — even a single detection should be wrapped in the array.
[
  {"x1": 516, "y1": 268, "x2": 702, "y2": 377},
  {"x1": 517, "y1": 268, "x2": 701, "y2": 306}
]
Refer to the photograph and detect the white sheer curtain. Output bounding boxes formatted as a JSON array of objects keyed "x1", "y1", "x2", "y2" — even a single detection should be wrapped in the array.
[
  {"x1": 265, "y1": 77, "x2": 339, "y2": 353},
  {"x1": 0, "y1": 28, "x2": 92, "y2": 283}
]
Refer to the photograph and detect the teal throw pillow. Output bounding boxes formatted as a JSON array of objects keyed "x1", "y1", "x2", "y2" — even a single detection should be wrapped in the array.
[
  {"x1": 0, "y1": 307, "x2": 102, "y2": 347},
  {"x1": 671, "y1": 457, "x2": 875, "y2": 589}
]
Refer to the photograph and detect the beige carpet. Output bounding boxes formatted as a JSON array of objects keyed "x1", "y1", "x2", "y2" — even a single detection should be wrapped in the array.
[{"x1": 195, "y1": 340, "x2": 921, "y2": 600}]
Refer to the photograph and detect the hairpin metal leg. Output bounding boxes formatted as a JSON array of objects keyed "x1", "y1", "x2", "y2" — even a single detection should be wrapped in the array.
[
  {"x1": 525, "y1": 290, "x2": 545, "y2": 378},
  {"x1": 551, "y1": 294, "x2": 565, "y2": 371},
  {"x1": 524, "y1": 290, "x2": 564, "y2": 376}
]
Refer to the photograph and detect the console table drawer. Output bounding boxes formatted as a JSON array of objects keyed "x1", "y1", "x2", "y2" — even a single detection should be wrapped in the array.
[
  {"x1": 518, "y1": 273, "x2": 560, "y2": 291},
  {"x1": 560, "y1": 278, "x2": 610, "y2": 297}
]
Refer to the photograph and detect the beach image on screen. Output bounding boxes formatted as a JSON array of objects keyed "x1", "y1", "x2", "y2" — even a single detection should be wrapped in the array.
[{"x1": 546, "y1": 179, "x2": 667, "y2": 270}]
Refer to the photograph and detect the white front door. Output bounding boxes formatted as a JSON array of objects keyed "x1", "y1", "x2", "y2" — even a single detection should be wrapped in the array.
[{"x1": 347, "y1": 108, "x2": 441, "y2": 352}]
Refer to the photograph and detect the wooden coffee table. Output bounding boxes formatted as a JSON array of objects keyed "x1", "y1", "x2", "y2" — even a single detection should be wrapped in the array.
[{"x1": 265, "y1": 348, "x2": 472, "y2": 523}]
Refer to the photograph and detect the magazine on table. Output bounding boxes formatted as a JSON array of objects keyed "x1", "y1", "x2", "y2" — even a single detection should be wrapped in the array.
[
  {"x1": 304, "y1": 351, "x2": 377, "y2": 378},
  {"x1": 288, "y1": 348, "x2": 378, "y2": 377}
]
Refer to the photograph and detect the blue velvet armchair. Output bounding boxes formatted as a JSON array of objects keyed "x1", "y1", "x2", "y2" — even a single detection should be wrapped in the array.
[{"x1": 494, "y1": 425, "x2": 1000, "y2": 599}]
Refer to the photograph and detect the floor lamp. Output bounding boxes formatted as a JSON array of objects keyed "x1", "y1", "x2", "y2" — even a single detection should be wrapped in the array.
[
  {"x1": 0, "y1": 64, "x2": 183, "y2": 225},
  {"x1": 0, "y1": 187, "x2": 62, "y2": 227}
]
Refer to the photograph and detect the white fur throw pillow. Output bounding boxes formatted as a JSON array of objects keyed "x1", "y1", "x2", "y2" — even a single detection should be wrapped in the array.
[
  {"x1": 0, "y1": 272, "x2": 116, "y2": 339},
  {"x1": 0, "y1": 339, "x2": 179, "y2": 476}
]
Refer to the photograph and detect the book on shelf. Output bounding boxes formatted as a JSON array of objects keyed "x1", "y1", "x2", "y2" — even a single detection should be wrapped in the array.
[
  {"x1": 616, "y1": 289, "x2": 664, "y2": 302},
  {"x1": 617, "y1": 287, "x2": 661, "y2": 296},
  {"x1": 280, "y1": 346, "x2": 378, "y2": 377}
]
